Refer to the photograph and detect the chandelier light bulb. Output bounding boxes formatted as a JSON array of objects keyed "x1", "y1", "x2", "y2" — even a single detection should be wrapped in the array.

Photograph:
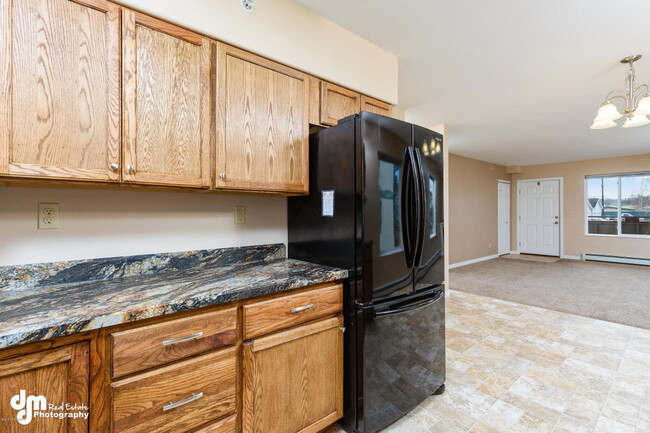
[
  {"x1": 635, "y1": 94, "x2": 650, "y2": 116},
  {"x1": 622, "y1": 113, "x2": 650, "y2": 128},
  {"x1": 590, "y1": 119, "x2": 617, "y2": 130},
  {"x1": 594, "y1": 102, "x2": 623, "y2": 122}
]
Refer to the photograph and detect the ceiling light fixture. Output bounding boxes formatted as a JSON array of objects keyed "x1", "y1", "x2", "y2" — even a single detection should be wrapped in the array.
[{"x1": 591, "y1": 54, "x2": 650, "y2": 129}]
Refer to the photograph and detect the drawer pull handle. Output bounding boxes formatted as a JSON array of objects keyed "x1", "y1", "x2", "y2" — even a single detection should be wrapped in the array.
[
  {"x1": 291, "y1": 303, "x2": 315, "y2": 313},
  {"x1": 162, "y1": 332, "x2": 203, "y2": 346},
  {"x1": 163, "y1": 392, "x2": 203, "y2": 411}
]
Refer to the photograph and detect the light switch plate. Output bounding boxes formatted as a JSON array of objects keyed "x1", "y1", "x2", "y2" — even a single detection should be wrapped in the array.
[
  {"x1": 38, "y1": 203, "x2": 60, "y2": 229},
  {"x1": 234, "y1": 206, "x2": 246, "y2": 225}
]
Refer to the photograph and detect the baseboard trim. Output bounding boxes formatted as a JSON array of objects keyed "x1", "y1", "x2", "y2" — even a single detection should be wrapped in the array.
[
  {"x1": 583, "y1": 254, "x2": 650, "y2": 266},
  {"x1": 449, "y1": 254, "x2": 499, "y2": 269},
  {"x1": 509, "y1": 250, "x2": 520, "y2": 255},
  {"x1": 561, "y1": 255, "x2": 582, "y2": 260}
]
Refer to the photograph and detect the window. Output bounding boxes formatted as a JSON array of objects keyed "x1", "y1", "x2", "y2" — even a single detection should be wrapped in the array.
[
  {"x1": 586, "y1": 173, "x2": 650, "y2": 236},
  {"x1": 379, "y1": 158, "x2": 402, "y2": 254}
]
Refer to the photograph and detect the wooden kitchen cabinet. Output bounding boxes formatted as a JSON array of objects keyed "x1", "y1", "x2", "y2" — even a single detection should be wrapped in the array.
[
  {"x1": 122, "y1": 10, "x2": 212, "y2": 188},
  {"x1": 0, "y1": 0, "x2": 121, "y2": 182},
  {"x1": 242, "y1": 316, "x2": 344, "y2": 433},
  {"x1": 360, "y1": 95, "x2": 393, "y2": 118},
  {"x1": 0, "y1": 282, "x2": 344, "y2": 433},
  {"x1": 309, "y1": 77, "x2": 360, "y2": 127},
  {"x1": 0, "y1": 342, "x2": 90, "y2": 433},
  {"x1": 216, "y1": 43, "x2": 309, "y2": 194}
]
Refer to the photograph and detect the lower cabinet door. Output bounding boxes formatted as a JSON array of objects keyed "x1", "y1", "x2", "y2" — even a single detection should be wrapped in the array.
[
  {"x1": 0, "y1": 342, "x2": 90, "y2": 433},
  {"x1": 242, "y1": 316, "x2": 344, "y2": 433}
]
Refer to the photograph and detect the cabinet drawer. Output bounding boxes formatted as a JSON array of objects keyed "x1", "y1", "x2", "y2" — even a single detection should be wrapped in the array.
[
  {"x1": 111, "y1": 348, "x2": 236, "y2": 433},
  {"x1": 195, "y1": 415, "x2": 237, "y2": 433},
  {"x1": 243, "y1": 284, "x2": 343, "y2": 340},
  {"x1": 111, "y1": 308, "x2": 236, "y2": 378}
]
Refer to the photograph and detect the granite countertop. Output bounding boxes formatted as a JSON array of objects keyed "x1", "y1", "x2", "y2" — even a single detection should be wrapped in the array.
[{"x1": 0, "y1": 244, "x2": 347, "y2": 350}]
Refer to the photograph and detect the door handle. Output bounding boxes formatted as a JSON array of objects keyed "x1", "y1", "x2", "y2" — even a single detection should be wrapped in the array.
[
  {"x1": 412, "y1": 147, "x2": 426, "y2": 268},
  {"x1": 400, "y1": 148, "x2": 414, "y2": 267},
  {"x1": 374, "y1": 290, "x2": 444, "y2": 317}
]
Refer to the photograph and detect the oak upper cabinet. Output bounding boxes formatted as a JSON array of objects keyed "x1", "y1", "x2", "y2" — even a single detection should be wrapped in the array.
[
  {"x1": 309, "y1": 77, "x2": 360, "y2": 127},
  {"x1": 0, "y1": 343, "x2": 90, "y2": 433},
  {"x1": 0, "y1": 0, "x2": 121, "y2": 182},
  {"x1": 216, "y1": 44, "x2": 309, "y2": 194},
  {"x1": 242, "y1": 317, "x2": 344, "y2": 433},
  {"x1": 122, "y1": 11, "x2": 212, "y2": 188},
  {"x1": 360, "y1": 95, "x2": 393, "y2": 118}
]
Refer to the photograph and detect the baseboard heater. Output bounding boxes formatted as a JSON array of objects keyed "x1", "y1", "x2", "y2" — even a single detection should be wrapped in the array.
[{"x1": 583, "y1": 254, "x2": 650, "y2": 266}]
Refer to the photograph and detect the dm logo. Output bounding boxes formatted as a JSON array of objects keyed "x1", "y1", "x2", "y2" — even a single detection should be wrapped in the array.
[{"x1": 10, "y1": 390, "x2": 47, "y2": 425}]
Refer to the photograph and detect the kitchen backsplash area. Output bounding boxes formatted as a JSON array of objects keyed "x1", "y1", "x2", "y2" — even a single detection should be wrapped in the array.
[{"x1": 0, "y1": 185, "x2": 287, "y2": 266}]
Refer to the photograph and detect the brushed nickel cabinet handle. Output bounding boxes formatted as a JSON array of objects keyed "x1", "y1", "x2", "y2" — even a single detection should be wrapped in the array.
[
  {"x1": 109, "y1": 163, "x2": 119, "y2": 171},
  {"x1": 219, "y1": 173, "x2": 226, "y2": 179},
  {"x1": 291, "y1": 303, "x2": 315, "y2": 313},
  {"x1": 162, "y1": 332, "x2": 203, "y2": 346},
  {"x1": 126, "y1": 164, "x2": 135, "y2": 173},
  {"x1": 163, "y1": 392, "x2": 203, "y2": 411}
]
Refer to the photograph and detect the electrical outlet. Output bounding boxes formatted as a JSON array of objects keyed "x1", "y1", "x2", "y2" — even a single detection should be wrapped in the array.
[
  {"x1": 38, "y1": 203, "x2": 60, "y2": 229},
  {"x1": 234, "y1": 206, "x2": 246, "y2": 225},
  {"x1": 489, "y1": 242, "x2": 492, "y2": 248}
]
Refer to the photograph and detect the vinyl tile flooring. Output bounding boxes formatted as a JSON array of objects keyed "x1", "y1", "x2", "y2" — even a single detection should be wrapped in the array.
[{"x1": 335, "y1": 290, "x2": 650, "y2": 433}]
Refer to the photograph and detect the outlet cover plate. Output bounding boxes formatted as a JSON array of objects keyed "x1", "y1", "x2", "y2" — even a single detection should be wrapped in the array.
[
  {"x1": 38, "y1": 203, "x2": 60, "y2": 229},
  {"x1": 234, "y1": 206, "x2": 246, "y2": 225}
]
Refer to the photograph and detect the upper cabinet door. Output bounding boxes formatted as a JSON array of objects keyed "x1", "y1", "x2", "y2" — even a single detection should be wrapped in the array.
[
  {"x1": 122, "y1": 11, "x2": 212, "y2": 188},
  {"x1": 0, "y1": 0, "x2": 121, "y2": 181},
  {"x1": 361, "y1": 95, "x2": 393, "y2": 118},
  {"x1": 318, "y1": 80, "x2": 360, "y2": 126},
  {"x1": 216, "y1": 44, "x2": 308, "y2": 194}
]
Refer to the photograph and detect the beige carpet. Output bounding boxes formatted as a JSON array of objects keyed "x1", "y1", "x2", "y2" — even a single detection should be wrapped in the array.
[
  {"x1": 450, "y1": 257, "x2": 650, "y2": 330},
  {"x1": 502, "y1": 254, "x2": 560, "y2": 263}
]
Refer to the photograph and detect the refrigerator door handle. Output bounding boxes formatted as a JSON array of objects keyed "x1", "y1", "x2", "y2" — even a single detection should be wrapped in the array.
[
  {"x1": 374, "y1": 289, "x2": 443, "y2": 317},
  {"x1": 406, "y1": 147, "x2": 421, "y2": 269},
  {"x1": 400, "y1": 148, "x2": 414, "y2": 267},
  {"x1": 412, "y1": 147, "x2": 426, "y2": 267}
]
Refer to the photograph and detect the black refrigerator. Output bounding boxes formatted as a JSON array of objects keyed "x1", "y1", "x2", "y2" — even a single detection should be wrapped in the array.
[{"x1": 288, "y1": 112, "x2": 445, "y2": 433}]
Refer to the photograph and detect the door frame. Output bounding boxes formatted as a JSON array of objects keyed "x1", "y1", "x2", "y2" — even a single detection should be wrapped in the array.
[
  {"x1": 516, "y1": 177, "x2": 564, "y2": 257},
  {"x1": 497, "y1": 179, "x2": 511, "y2": 256}
]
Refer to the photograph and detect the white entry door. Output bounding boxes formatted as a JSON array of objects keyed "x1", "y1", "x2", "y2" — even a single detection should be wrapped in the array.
[
  {"x1": 518, "y1": 179, "x2": 560, "y2": 256},
  {"x1": 498, "y1": 181, "x2": 510, "y2": 255}
]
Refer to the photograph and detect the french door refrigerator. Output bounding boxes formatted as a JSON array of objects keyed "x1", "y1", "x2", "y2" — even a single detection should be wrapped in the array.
[{"x1": 288, "y1": 112, "x2": 445, "y2": 433}]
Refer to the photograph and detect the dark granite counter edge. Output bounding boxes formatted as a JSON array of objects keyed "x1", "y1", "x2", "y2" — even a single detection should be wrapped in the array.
[{"x1": 0, "y1": 268, "x2": 347, "y2": 350}]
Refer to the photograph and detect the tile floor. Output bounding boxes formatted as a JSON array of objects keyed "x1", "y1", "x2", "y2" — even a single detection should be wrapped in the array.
[{"x1": 336, "y1": 290, "x2": 650, "y2": 432}]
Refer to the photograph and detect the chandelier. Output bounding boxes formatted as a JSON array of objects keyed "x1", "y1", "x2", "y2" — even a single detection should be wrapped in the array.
[{"x1": 591, "y1": 54, "x2": 650, "y2": 129}]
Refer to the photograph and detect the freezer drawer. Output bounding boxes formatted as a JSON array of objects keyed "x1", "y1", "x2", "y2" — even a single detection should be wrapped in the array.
[{"x1": 359, "y1": 289, "x2": 445, "y2": 433}]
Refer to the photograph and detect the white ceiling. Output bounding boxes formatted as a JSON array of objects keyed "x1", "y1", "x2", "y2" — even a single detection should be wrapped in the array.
[{"x1": 294, "y1": 0, "x2": 650, "y2": 166}]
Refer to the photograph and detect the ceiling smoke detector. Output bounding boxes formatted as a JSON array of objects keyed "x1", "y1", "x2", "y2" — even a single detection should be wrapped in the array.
[{"x1": 241, "y1": 0, "x2": 254, "y2": 12}]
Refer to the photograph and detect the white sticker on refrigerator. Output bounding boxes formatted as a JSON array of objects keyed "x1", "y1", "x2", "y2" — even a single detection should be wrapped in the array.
[{"x1": 322, "y1": 190, "x2": 334, "y2": 217}]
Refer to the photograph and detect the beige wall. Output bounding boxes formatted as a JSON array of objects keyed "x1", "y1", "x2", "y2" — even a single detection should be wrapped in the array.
[
  {"x1": 0, "y1": 186, "x2": 287, "y2": 266},
  {"x1": 114, "y1": 0, "x2": 398, "y2": 103},
  {"x1": 449, "y1": 154, "x2": 510, "y2": 265},
  {"x1": 511, "y1": 154, "x2": 650, "y2": 259}
]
